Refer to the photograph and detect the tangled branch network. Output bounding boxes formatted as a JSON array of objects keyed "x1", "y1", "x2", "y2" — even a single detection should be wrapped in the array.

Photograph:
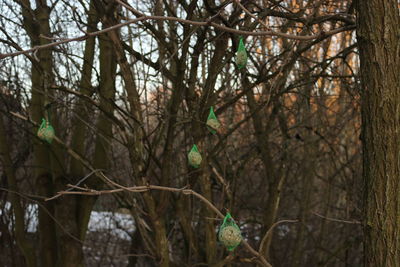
[{"x1": 0, "y1": 0, "x2": 355, "y2": 60}]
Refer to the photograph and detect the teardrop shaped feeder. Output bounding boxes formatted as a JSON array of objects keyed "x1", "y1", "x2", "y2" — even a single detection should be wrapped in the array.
[
  {"x1": 188, "y1": 144, "x2": 202, "y2": 168},
  {"x1": 235, "y1": 37, "x2": 248, "y2": 69},
  {"x1": 206, "y1": 106, "x2": 221, "y2": 134}
]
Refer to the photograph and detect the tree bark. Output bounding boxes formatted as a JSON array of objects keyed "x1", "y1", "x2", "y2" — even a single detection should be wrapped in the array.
[
  {"x1": 19, "y1": 1, "x2": 58, "y2": 265},
  {"x1": 356, "y1": 1, "x2": 400, "y2": 266},
  {"x1": 291, "y1": 72, "x2": 317, "y2": 266},
  {"x1": 0, "y1": 114, "x2": 37, "y2": 267},
  {"x1": 53, "y1": 2, "x2": 101, "y2": 266}
]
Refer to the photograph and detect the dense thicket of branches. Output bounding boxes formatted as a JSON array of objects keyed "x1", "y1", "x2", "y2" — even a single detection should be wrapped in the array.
[{"x1": 0, "y1": 0, "x2": 369, "y2": 266}]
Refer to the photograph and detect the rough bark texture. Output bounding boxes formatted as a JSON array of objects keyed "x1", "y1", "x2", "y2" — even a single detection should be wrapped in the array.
[
  {"x1": 20, "y1": 1, "x2": 58, "y2": 265},
  {"x1": 0, "y1": 114, "x2": 37, "y2": 267},
  {"x1": 356, "y1": 0, "x2": 400, "y2": 266}
]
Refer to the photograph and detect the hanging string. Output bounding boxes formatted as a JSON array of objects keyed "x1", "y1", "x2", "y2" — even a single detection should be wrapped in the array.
[{"x1": 45, "y1": 103, "x2": 52, "y2": 125}]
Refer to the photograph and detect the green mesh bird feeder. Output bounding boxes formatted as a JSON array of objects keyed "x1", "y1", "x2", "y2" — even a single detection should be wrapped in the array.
[
  {"x1": 188, "y1": 144, "x2": 202, "y2": 168},
  {"x1": 37, "y1": 118, "x2": 55, "y2": 144},
  {"x1": 218, "y1": 212, "x2": 242, "y2": 251},
  {"x1": 206, "y1": 106, "x2": 221, "y2": 134},
  {"x1": 235, "y1": 37, "x2": 247, "y2": 69}
]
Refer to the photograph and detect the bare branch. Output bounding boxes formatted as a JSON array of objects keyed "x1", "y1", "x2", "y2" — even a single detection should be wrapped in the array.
[{"x1": 0, "y1": 5, "x2": 355, "y2": 60}]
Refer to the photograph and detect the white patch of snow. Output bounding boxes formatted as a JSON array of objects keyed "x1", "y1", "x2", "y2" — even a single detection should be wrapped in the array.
[{"x1": 1, "y1": 202, "x2": 135, "y2": 240}]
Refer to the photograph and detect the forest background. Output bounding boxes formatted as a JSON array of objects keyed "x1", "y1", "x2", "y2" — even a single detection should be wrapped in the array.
[{"x1": 0, "y1": 0, "x2": 399, "y2": 266}]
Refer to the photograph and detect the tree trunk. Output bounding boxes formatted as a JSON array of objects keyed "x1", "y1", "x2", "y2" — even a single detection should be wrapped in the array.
[
  {"x1": 356, "y1": 1, "x2": 400, "y2": 266},
  {"x1": 0, "y1": 114, "x2": 37, "y2": 267},
  {"x1": 19, "y1": 1, "x2": 58, "y2": 265},
  {"x1": 54, "y1": 2, "x2": 102, "y2": 266},
  {"x1": 291, "y1": 76, "x2": 317, "y2": 266}
]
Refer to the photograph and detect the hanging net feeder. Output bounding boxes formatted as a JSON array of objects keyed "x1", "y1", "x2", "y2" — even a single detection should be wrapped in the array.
[
  {"x1": 218, "y1": 212, "x2": 242, "y2": 251},
  {"x1": 188, "y1": 144, "x2": 202, "y2": 168},
  {"x1": 235, "y1": 37, "x2": 248, "y2": 69},
  {"x1": 206, "y1": 106, "x2": 221, "y2": 134},
  {"x1": 37, "y1": 118, "x2": 55, "y2": 144}
]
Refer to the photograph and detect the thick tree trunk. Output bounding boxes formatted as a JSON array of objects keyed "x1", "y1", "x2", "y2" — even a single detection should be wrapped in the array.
[
  {"x1": 19, "y1": 1, "x2": 58, "y2": 265},
  {"x1": 69, "y1": 0, "x2": 99, "y2": 242},
  {"x1": 356, "y1": 1, "x2": 400, "y2": 266},
  {"x1": 291, "y1": 78, "x2": 316, "y2": 266},
  {"x1": 54, "y1": 2, "x2": 102, "y2": 266},
  {"x1": 0, "y1": 114, "x2": 37, "y2": 267}
]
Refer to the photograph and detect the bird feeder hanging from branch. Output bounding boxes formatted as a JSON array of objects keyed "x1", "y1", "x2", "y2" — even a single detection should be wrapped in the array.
[
  {"x1": 188, "y1": 144, "x2": 202, "y2": 168},
  {"x1": 218, "y1": 212, "x2": 242, "y2": 251},
  {"x1": 37, "y1": 118, "x2": 55, "y2": 144},
  {"x1": 235, "y1": 37, "x2": 248, "y2": 69},
  {"x1": 206, "y1": 106, "x2": 221, "y2": 134}
]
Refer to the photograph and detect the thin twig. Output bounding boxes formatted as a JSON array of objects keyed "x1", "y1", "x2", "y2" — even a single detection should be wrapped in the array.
[
  {"x1": 0, "y1": 8, "x2": 354, "y2": 60},
  {"x1": 312, "y1": 211, "x2": 361, "y2": 224},
  {"x1": 0, "y1": 187, "x2": 84, "y2": 244},
  {"x1": 234, "y1": 0, "x2": 270, "y2": 29},
  {"x1": 258, "y1": 219, "x2": 298, "y2": 254},
  {"x1": 9, "y1": 110, "x2": 271, "y2": 266}
]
